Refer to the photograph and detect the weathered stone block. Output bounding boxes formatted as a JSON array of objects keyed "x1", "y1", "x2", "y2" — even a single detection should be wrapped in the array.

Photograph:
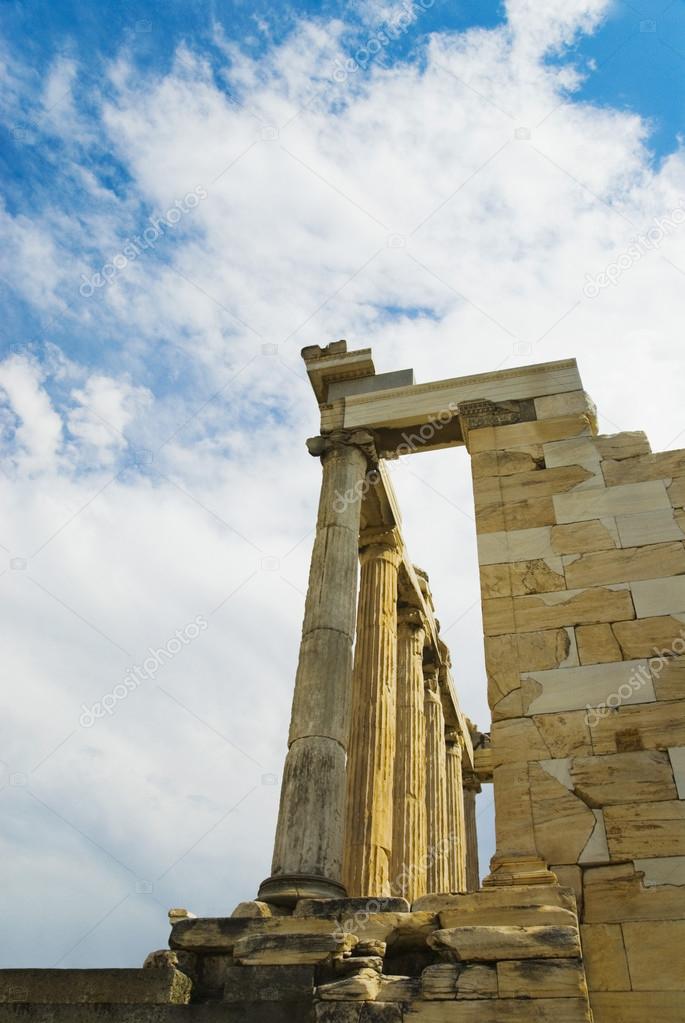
[
  {"x1": 553, "y1": 481, "x2": 670, "y2": 524},
  {"x1": 294, "y1": 899, "x2": 409, "y2": 919},
  {"x1": 477, "y1": 496, "x2": 556, "y2": 534},
  {"x1": 533, "y1": 712, "x2": 593, "y2": 758},
  {"x1": 615, "y1": 508, "x2": 685, "y2": 547},
  {"x1": 550, "y1": 520, "x2": 618, "y2": 555},
  {"x1": 376, "y1": 976, "x2": 420, "y2": 1001},
  {"x1": 405, "y1": 997, "x2": 592, "y2": 1021},
  {"x1": 595, "y1": 432, "x2": 651, "y2": 461},
  {"x1": 621, "y1": 921, "x2": 685, "y2": 990},
  {"x1": 523, "y1": 659, "x2": 654, "y2": 715},
  {"x1": 590, "y1": 700, "x2": 685, "y2": 754},
  {"x1": 588, "y1": 991, "x2": 683, "y2": 1023},
  {"x1": 511, "y1": 586, "x2": 635, "y2": 634},
  {"x1": 653, "y1": 655, "x2": 685, "y2": 700},
  {"x1": 477, "y1": 526, "x2": 556, "y2": 566},
  {"x1": 579, "y1": 924, "x2": 630, "y2": 991},
  {"x1": 420, "y1": 962, "x2": 497, "y2": 999},
  {"x1": 575, "y1": 624, "x2": 622, "y2": 664},
  {"x1": 603, "y1": 449, "x2": 685, "y2": 486},
  {"x1": 0, "y1": 969, "x2": 191, "y2": 1005},
  {"x1": 471, "y1": 447, "x2": 544, "y2": 478},
  {"x1": 604, "y1": 800, "x2": 685, "y2": 859},
  {"x1": 497, "y1": 957, "x2": 587, "y2": 998},
  {"x1": 569, "y1": 750, "x2": 677, "y2": 805},
  {"x1": 427, "y1": 924, "x2": 580, "y2": 961},
  {"x1": 530, "y1": 764, "x2": 595, "y2": 863},
  {"x1": 234, "y1": 932, "x2": 356, "y2": 966},
  {"x1": 631, "y1": 576, "x2": 685, "y2": 617},
  {"x1": 583, "y1": 863, "x2": 685, "y2": 922},
  {"x1": 468, "y1": 415, "x2": 592, "y2": 454},
  {"x1": 171, "y1": 917, "x2": 335, "y2": 953},
  {"x1": 222, "y1": 965, "x2": 314, "y2": 1002},
  {"x1": 565, "y1": 542, "x2": 685, "y2": 589},
  {"x1": 317, "y1": 968, "x2": 382, "y2": 1001},
  {"x1": 315, "y1": 1003, "x2": 403, "y2": 1022},
  {"x1": 613, "y1": 614, "x2": 685, "y2": 658}
]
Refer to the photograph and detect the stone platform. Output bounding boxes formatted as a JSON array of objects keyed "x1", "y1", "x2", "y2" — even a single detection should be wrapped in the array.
[{"x1": 0, "y1": 885, "x2": 594, "y2": 1022}]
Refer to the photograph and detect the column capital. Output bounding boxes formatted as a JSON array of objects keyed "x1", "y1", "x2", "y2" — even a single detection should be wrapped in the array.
[
  {"x1": 307, "y1": 429, "x2": 379, "y2": 468},
  {"x1": 462, "y1": 769, "x2": 482, "y2": 794},
  {"x1": 359, "y1": 526, "x2": 402, "y2": 559},
  {"x1": 445, "y1": 729, "x2": 464, "y2": 757},
  {"x1": 397, "y1": 604, "x2": 428, "y2": 633},
  {"x1": 424, "y1": 664, "x2": 440, "y2": 701}
]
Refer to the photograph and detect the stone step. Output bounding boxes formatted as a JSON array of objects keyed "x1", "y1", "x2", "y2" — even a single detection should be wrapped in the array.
[{"x1": 0, "y1": 969, "x2": 190, "y2": 1005}]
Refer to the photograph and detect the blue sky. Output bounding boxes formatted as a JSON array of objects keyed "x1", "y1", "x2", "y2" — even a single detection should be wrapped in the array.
[{"x1": 2, "y1": 0, "x2": 685, "y2": 969}]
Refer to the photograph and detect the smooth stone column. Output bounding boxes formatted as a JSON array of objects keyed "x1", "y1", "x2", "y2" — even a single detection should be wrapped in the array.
[
  {"x1": 463, "y1": 770, "x2": 481, "y2": 892},
  {"x1": 424, "y1": 666, "x2": 450, "y2": 894},
  {"x1": 390, "y1": 607, "x2": 428, "y2": 902},
  {"x1": 259, "y1": 430, "x2": 375, "y2": 906},
  {"x1": 445, "y1": 730, "x2": 467, "y2": 893},
  {"x1": 343, "y1": 529, "x2": 402, "y2": 898}
]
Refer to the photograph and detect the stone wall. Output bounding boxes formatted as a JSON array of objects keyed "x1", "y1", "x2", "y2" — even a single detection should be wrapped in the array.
[{"x1": 470, "y1": 388, "x2": 685, "y2": 1021}]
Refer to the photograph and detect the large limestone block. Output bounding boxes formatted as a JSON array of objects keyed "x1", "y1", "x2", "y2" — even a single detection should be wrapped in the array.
[
  {"x1": 406, "y1": 999, "x2": 592, "y2": 1022},
  {"x1": 633, "y1": 855, "x2": 685, "y2": 885},
  {"x1": 569, "y1": 750, "x2": 678, "y2": 806},
  {"x1": 471, "y1": 447, "x2": 544, "y2": 478},
  {"x1": 485, "y1": 635, "x2": 520, "y2": 705},
  {"x1": 477, "y1": 526, "x2": 557, "y2": 566},
  {"x1": 653, "y1": 655, "x2": 685, "y2": 700},
  {"x1": 497, "y1": 958, "x2": 588, "y2": 998},
  {"x1": 603, "y1": 449, "x2": 685, "y2": 486},
  {"x1": 622, "y1": 921, "x2": 685, "y2": 990},
  {"x1": 534, "y1": 390, "x2": 596, "y2": 422},
  {"x1": 533, "y1": 712, "x2": 593, "y2": 758},
  {"x1": 631, "y1": 576, "x2": 685, "y2": 617},
  {"x1": 671, "y1": 746, "x2": 685, "y2": 797},
  {"x1": 550, "y1": 520, "x2": 619, "y2": 555},
  {"x1": 170, "y1": 917, "x2": 336, "y2": 952},
  {"x1": 222, "y1": 964, "x2": 314, "y2": 1002},
  {"x1": 481, "y1": 559, "x2": 566, "y2": 598},
  {"x1": 613, "y1": 614, "x2": 685, "y2": 658},
  {"x1": 523, "y1": 659, "x2": 654, "y2": 715},
  {"x1": 468, "y1": 414, "x2": 592, "y2": 454},
  {"x1": 575, "y1": 624, "x2": 622, "y2": 664},
  {"x1": 553, "y1": 481, "x2": 670, "y2": 524},
  {"x1": 376, "y1": 976, "x2": 420, "y2": 1001},
  {"x1": 427, "y1": 924, "x2": 580, "y2": 961},
  {"x1": 315, "y1": 1004, "x2": 403, "y2": 1022},
  {"x1": 476, "y1": 465, "x2": 595, "y2": 508},
  {"x1": 565, "y1": 542, "x2": 685, "y2": 589},
  {"x1": 317, "y1": 968, "x2": 382, "y2": 1000},
  {"x1": 420, "y1": 963, "x2": 497, "y2": 999},
  {"x1": 413, "y1": 885, "x2": 576, "y2": 918},
  {"x1": 529, "y1": 763, "x2": 596, "y2": 863},
  {"x1": 583, "y1": 863, "x2": 685, "y2": 922},
  {"x1": 579, "y1": 924, "x2": 630, "y2": 991},
  {"x1": 517, "y1": 628, "x2": 577, "y2": 669},
  {"x1": 294, "y1": 899, "x2": 409, "y2": 919},
  {"x1": 589, "y1": 991, "x2": 684, "y2": 1023},
  {"x1": 595, "y1": 432, "x2": 651, "y2": 461},
  {"x1": 511, "y1": 586, "x2": 635, "y2": 634},
  {"x1": 349, "y1": 912, "x2": 437, "y2": 948},
  {"x1": 0, "y1": 969, "x2": 191, "y2": 1005},
  {"x1": 615, "y1": 508, "x2": 685, "y2": 547},
  {"x1": 590, "y1": 700, "x2": 685, "y2": 754},
  {"x1": 543, "y1": 437, "x2": 601, "y2": 471},
  {"x1": 668, "y1": 476, "x2": 685, "y2": 507},
  {"x1": 604, "y1": 800, "x2": 685, "y2": 859},
  {"x1": 477, "y1": 495, "x2": 556, "y2": 534},
  {"x1": 233, "y1": 931, "x2": 357, "y2": 965}
]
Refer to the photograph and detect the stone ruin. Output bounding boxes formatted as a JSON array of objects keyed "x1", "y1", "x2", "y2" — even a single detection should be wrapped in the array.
[{"x1": 2, "y1": 341, "x2": 685, "y2": 1021}]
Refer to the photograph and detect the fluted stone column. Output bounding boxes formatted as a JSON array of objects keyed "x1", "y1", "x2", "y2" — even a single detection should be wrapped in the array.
[
  {"x1": 463, "y1": 771, "x2": 481, "y2": 892},
  {"x1": 445, "y1": 730, "x2": 467, "y2": 893},
  {"x1": 390, "y1": 607, "x2": 428, "y2": 902},
  {"x1": 259, "y1": 430, "x2": 375, "y2": 906},
  {"x1": 343, "y1": 529, "x2": 402, "y2": 898},
  {"x1": 424, "y1": 666, "x2": 449, "y2": 894}
]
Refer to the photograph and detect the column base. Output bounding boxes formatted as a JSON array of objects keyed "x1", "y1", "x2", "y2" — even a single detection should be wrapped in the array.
[
  {"x1": 257, "y1": 873, "x2": 347, "y2": 908},
  {"x1": 482, "y1": 855, "x2": 558, "y2": 888}
]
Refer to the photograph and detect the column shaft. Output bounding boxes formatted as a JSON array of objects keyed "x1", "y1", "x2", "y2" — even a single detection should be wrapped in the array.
[
  {"x1": 343, "y1": 533, "x2": 401, "y2": 898},
  {"x1": 260, "y1": 432, "x2": 371, "y2": 906},
  {"x1": 445, "y1": 733, "x2": 467, "y2": 893},
  {"x1": 463, "y1": 773, "x2": 481, "y2": 892},
  {"x1": 390, "y1": 609, "x2": 427, "y2": 902},
  {"x1": 424, "y1": 669, "x2": 449, "y2": 894}
]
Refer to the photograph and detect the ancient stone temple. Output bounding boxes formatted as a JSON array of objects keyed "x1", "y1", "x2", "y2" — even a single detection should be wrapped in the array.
[{"x1": 2, "y1": 342, "x2": 685, "y2": 1021}]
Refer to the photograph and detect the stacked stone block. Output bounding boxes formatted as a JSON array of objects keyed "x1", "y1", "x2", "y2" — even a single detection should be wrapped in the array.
[{"x1": 470, "y1": 388, "x2": 685, "y2": 1021}]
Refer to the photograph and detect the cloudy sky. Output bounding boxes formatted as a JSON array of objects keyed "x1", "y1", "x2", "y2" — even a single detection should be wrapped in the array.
[{"x1": 1, "y1": 0, "x2": 685, "y2": 968}]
